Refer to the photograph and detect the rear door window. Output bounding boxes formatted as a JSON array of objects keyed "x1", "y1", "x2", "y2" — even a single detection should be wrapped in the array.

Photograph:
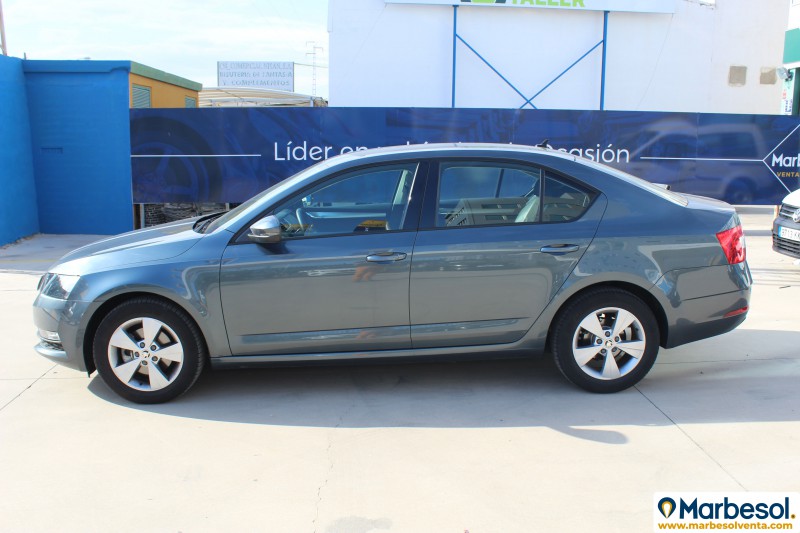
[
  {"x1": 433, "y1": 161, "x2": 595, "y2": 228},
  {"x1": 437, "y1": 162, "x2": 541, "y2": 228}
]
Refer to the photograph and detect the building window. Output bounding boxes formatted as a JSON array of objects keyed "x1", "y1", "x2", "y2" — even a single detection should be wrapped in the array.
[
  {"x1": 132, "y1": 85, "x2": 152, "y2": 108},
  {"x1": 185, "y1": 96, "x2": 197, "y2": 108},
  {"x1": 760, "y1": 68, "x2": 778, "y2": 85},
  {"x1": 728, "y1": 66, "x2": 747, "y2": 87}
]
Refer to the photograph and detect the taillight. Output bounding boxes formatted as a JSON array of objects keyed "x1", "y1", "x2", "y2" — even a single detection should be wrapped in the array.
[
  {"x1": 723, "y1": 306, "x2": 749, "y2": 318},
  {"x1": 716, "y1": 225, "x2": 746, "y2": 264}
]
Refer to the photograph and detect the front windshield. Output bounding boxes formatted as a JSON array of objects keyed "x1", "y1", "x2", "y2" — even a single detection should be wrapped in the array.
[
  {"x1": 200, "y1": 186, "x2": 275, "y2": 234},
  {"x1": 201, "y1": 158, "x2": 344, "y2": 234}
]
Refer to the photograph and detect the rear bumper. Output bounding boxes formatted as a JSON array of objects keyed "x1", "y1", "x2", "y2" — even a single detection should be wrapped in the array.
[
  {"x1": 660, "y1": 292, "x2": 749, "y2": 348},
  {"x1": 651, "y1": 262, "x2": 751, "y2": 349}
]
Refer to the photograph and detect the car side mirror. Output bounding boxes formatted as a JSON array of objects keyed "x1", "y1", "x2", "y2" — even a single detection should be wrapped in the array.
[{"x1": 248, "y1": 215, "x2": 282, "y2": 244}]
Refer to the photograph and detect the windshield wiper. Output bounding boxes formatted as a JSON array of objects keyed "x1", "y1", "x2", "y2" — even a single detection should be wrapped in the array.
[{"x1": 193, "y1": 211, "x2": 226, "y2": 234}]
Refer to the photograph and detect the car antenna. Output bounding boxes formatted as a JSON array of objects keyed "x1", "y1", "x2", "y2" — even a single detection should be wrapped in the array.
[{"x1": 536, "y1": 139, "x2": 551, "y2": 149}]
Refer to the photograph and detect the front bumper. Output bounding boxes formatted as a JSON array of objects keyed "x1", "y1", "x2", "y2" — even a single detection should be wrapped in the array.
[
  {"x1": 32, "y1": 294, "x2": 94, "y2": 373},
  {"x1": 34, "y1": 341, "x2": 74, "y2": 366},
  {"x1": 773, "y1": 216, "x2": 800, "y2": 259}
]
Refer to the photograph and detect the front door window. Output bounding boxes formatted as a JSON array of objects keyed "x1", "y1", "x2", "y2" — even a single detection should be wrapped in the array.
[{"x1": 272, "y1": 163, "x2": 419, "y2": 238}]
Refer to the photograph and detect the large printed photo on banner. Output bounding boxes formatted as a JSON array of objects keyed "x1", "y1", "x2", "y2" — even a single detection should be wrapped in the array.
[{"x1": 130, "y1": 108, "x2": 798, "y2": 205}]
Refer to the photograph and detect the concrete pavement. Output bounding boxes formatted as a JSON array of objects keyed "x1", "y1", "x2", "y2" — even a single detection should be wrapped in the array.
[
  {"x1": 0, "y1": 212, "x2": 797, "y2": 533},
  {"x1": 0, "y1": 234, "x2": 106, "y2": 274}
]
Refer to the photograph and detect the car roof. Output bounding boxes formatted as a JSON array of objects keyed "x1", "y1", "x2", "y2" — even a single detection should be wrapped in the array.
[{"x1": 338, "y1": 142, "x2": 578, "y2": 162}]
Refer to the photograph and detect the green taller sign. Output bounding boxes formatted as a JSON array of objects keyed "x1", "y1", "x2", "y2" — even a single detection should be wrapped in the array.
[{"x1": 784, "y1": 29, "x2": 800, "y2": 65}]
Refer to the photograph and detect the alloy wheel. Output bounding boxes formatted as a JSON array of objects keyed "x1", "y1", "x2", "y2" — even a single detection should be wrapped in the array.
[
  {"x1": 571, "y1": 307, "x2": 647, "y2": 381},
  {"x1": 107, "y1": 317, "x2": 185, "y2": 391}
]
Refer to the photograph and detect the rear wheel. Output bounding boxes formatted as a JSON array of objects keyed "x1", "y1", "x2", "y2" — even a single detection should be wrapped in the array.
[
  {"x1": 93, "y1": 298, "x2": 206, "y2": 404},
  {"x1": 551, "y1": 288, "x2": 659, "y2": 393}
]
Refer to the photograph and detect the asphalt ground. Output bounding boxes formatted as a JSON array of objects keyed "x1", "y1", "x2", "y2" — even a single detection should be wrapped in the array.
[{"x1": 0, "y1": 209, "x2": 798, "y2": 532}]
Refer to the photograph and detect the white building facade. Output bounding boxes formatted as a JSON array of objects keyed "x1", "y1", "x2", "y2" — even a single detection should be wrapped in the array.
[{"x1": 329, "y1": 0, "x2": 788, "y2": 113}]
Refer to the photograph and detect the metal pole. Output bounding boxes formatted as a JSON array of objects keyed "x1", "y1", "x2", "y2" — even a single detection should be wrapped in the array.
[
  {"x1": 600, "y1": 10, "x2": 609, "y2": 110},
  {"x1": 306, "y1": 42, "x2": 323, "y2": 99},
  {"x1": 452, "y1": 5, "x2": 458, "y2": 108},
  {"x1": 0, "y1": 0, "x2": 8, "y2": 56}
]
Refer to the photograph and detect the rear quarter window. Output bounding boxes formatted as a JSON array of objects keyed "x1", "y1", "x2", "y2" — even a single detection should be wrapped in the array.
[{"x1": 542, "y1": 174, "x2": 597, "y2": 222}]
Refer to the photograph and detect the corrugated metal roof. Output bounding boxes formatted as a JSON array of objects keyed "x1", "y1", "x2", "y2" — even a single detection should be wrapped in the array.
[{"x1": 199, "y1": 86, "x2": 327, "y2": 107}]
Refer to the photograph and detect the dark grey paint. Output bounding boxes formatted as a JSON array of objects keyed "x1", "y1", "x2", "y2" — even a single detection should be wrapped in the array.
[{"x1": 32, "y1": 143, "x2": 751, "y2": 376}]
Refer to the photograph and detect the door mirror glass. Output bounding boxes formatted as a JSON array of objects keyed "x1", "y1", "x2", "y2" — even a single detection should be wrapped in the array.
[{"x1": 248, "y1": 215, "x2": 282, "y2": 244}]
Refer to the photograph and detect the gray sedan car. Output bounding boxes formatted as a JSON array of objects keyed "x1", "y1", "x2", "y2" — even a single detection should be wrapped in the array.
[{"x1": 33, "y1": 143, "x2": 751, "y2": 403}]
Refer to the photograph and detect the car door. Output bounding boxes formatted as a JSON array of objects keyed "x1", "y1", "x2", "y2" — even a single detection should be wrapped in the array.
[
  {"x1": 220, "y1": 161, "x2": 424, "y2": 356},
  {"x1": 409, "y1": 159, "x2": 606, "y2": 348}
]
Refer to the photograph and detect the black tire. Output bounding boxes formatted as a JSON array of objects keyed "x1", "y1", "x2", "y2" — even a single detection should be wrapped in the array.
[
  {"x1": 93, "y1": 297, "x2": 206, "y2": 404},
  {"x1": 551, "y1": 288, "x2": 659, "y2": 393}
]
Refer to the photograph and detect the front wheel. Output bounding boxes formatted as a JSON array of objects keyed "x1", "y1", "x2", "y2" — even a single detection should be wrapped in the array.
[
  {"x1": 93, "y1": 298, "x2": 206, "y2": 404},
  {"x1": 551, "y1": 288, "x2": 659, "y2": 393}
]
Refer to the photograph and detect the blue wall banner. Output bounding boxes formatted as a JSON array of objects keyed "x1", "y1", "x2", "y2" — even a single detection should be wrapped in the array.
[{"x1": 131, "y1": 108, "x2": 800, "y2": 205}]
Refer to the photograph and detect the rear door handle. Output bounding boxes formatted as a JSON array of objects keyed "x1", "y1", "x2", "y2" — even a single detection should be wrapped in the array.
[
  {"x1": 540, "y1": 244, "x2": 580, "y2": 254},
  {"x1": 366, "y1": 252, "x2": 408, "y2": 263}
]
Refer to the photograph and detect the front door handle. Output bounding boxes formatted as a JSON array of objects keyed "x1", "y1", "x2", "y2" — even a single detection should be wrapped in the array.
[
  {"x1": 366, "y1": 252, "x2": 408, "y2": 263},
  {"x1": 540, "y1": 244, "x2": 580, "y2": 254}
]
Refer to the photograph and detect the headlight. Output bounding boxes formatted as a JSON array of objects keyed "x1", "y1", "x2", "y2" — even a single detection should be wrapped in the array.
[{"x1": 39, "y1": 273, "x2": 80, "y2": 300}]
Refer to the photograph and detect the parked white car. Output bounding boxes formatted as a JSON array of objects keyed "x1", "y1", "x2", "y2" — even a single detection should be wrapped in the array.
[{"x1": 772, "y1": 189, "x2": 800, "y2": 259}]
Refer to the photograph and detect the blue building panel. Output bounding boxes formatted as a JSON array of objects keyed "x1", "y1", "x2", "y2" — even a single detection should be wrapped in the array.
[
  {"x1": 23, "y1": 60, "x2": 134, "y2": 235},
  {"x1": 0, "y1": 55, "x2": 39, "y2": 245}
]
